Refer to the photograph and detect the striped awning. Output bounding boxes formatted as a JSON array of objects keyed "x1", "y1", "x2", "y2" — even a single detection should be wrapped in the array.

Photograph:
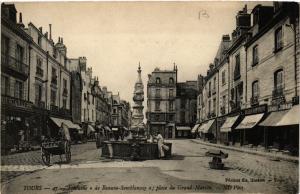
[
  {"x1": 259, "y1": 110, "x2": 289, "y2": 127},
  {"x1": 202, "y1": 119, "x2": 215, "y2": 133},
  {"x1": 50, "y1": 117, "x2": 80, "y2": 129},
  {"x1": 274, "y1": 105, "x2": 299, "y2": 126}
]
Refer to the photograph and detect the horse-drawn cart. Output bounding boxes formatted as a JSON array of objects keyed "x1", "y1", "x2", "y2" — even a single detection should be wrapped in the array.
[{"x1": 41, "y1": 123, "x2": 72, "y2": 166}]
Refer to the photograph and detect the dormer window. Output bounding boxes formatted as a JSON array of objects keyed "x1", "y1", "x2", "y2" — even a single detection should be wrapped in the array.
[
  {"x1": 156, "y1": 77, "x2": 161, "y2": 84},
  {"x1": 169, "y1": 77, "x2": 174, "y2": 84}
]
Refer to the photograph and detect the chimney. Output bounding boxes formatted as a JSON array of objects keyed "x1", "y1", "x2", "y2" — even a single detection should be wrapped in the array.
[
  {"x1": 222, "y1": 34, "x2": 230, "y2": 41},
  {"x1": 39, "y1": 27, "x2": 43, "y2": 33},
  {"x1": 58, "y1": 37, "x2": 61, "y2": 43},
  {"x1": 44, "y1": 32, "x2": 48, "y2": 39},
  {"x1": 49, "y1": 24, "x2": 52, "y2": 40},
  {"x1": 209, "y1": 63, "x2": 214, "y2": 70},
  {"x1": 61, "y1": 38, "x2": 63, "y2": 44},
  {"x1": 18, "y1": 12, "x2": 25, "y2": 28}
]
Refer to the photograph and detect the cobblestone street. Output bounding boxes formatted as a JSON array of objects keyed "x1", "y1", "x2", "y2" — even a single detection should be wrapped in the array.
[{"x1": 1, "y1": 140, "x2": 298, "y2": 194}]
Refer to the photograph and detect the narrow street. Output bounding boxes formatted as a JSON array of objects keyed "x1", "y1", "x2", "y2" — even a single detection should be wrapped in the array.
[{"x1": 1, "y1": 140, "x2": 298, "y2": 194}]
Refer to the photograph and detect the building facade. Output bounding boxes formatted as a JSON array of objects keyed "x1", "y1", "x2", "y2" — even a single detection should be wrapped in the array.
[
  {"x1": 195, "y1": 2, "x2": 299, "y2": 155},
  {"x1": 175, "y1": 81, "x2": 198, "y2": 138},
  {"x1": 146, "y1": 66, "x2": 177, "y2": 139}
]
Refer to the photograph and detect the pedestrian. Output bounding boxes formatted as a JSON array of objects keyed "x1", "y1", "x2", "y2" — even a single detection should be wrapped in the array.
[{"x1": 155, "y1": 132, "x2": 165, "y2": 158}]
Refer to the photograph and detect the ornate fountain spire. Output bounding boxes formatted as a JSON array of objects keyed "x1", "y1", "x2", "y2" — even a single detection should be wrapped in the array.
[{"x1": 131, "y1": 63, "x2": 145, "y2": 133}]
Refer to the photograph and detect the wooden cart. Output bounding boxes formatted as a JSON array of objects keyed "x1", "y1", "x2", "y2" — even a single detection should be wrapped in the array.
[{"x1": 41, "y1": 123, "x2": 71, "y2": 166}]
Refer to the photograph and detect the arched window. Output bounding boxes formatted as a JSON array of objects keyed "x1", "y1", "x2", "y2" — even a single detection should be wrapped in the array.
[
  {"x1": 274, "y1": 69, "x2": 284, "y2": 90},
  {"x1": 156, "y1": 77, "x2": 161, "y2": 84},
  {"x1": 169, "y1": 77, "x2": 174, "y2": 84},
  {"x1": 252, "y1": 80, "x2": 259, "y2": 97}
]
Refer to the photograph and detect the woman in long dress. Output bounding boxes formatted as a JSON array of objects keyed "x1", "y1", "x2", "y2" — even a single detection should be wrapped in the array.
[{"x1": 156, "y1": 132, "x2": 165, "y2": 158}]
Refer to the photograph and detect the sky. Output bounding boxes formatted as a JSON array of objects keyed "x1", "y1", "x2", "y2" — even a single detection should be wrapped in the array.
[{"x1": 15, "y1": 1, "x2": 272, "y2": 106}]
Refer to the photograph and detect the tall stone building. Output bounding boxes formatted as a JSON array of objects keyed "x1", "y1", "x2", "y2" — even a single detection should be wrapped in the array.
[
  {"x1": 146, "y1": 66, "x2": 177, "y2": 139},
  {"x1": 175, "y1": 81, "x2": 198, "y2": 138},
  {"x1": 131, "y1": 64, "x2": 145, "y2": 134}
]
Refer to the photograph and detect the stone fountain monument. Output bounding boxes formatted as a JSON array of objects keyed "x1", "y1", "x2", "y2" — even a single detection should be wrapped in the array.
[
  {"x1": 130, "y1": 63, "x2": 146, "y2": 139},
  {"x1": 101, "y1": 63, "x2": 172, "y2": 160}
]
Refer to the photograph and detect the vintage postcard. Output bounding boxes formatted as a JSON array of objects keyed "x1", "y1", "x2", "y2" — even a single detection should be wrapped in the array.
[{"x1": 1, "y1": 1, "x2": 299, "y2": 194}]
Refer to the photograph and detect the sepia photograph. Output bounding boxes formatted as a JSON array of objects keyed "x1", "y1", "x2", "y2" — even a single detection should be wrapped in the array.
[{"x1": 0, "y1": 1, "x2": 299, "y2": 194}]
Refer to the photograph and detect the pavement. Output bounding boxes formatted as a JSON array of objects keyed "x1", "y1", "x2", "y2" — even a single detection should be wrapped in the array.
[{"x1": 1, "y1": 140, "x2": 298, "y2": 194}]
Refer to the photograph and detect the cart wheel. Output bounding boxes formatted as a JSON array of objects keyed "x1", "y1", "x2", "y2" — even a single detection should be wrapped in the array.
[
  {"x1": 65, "y1": 142, "x2": 71, "y2": 163},
  {"x1": 41, "y1": 149, "x2": 50, "y2": 166}
]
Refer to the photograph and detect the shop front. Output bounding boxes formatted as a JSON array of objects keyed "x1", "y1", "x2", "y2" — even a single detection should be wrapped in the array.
[
  {"x1": 219, "y1": 115, "x2": 240, "y2": 145},
  {"x1": 199, "y1": 119, "x2": 216, "y2": 142},
  {"x1": 176, "y1": 126, "x2": 191, "y2": 138},
  {"x1": 259, "y1": 104, "x2": 299, "y2": 155}
]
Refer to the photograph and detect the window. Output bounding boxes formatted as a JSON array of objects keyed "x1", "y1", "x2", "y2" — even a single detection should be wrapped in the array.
[
  {"x1": 155, "y1": 101, "x2": 160, "y2": 111},
  {"x1": 62, "y1": 98, "x2": 67, "y2": 109},
  {"x1": 50, "y1": 90, "x2": 56, "y2": 105},
  {"x1": 35, "y1": 84, "x2": 42, "y2": 103},
  {"x1": 208, "y1": 82, "x2": 211, "y2": 96},
  {"x1": 63, "y1": 79, "x2": 67, "y2": 89},
  {"x1": 213, "y1": 77, "x2": 216, "y2": 90},
  {"x1": 113, "y1": 108, "x2": 117, "y2": 114},
  {"x1": 169, "y1": 101, "x2": 174, "y2": 111},
  {"x1": 36, "y1": 57, "x2": 43, "y2": 76},
  {"x1": 208, "y1": 100, "x2": 211, "y2": 113},
  {"x1": 14, "y1": 81, "x2": 23, "y2": 99},
  {"x1": 234, "y1": 54, "x2": 241, "y2": 80},
  {"x1": 213, "y1": 98, "x2": 216, "y2": 114},
  {"x1": 274, "y1": 69, "x2": 284, "y2": 90},
  {"x1": 38, "y1": 35, "x2": 42, "y2": 47},
  {"x1": 51, "y1": 68, "x2": 57, "y2": 84},
  {"x1": 169, "y1": 77, "x2": 174, "y2": 84},
  {"x1": 169, "y1": 114, "x2": 174, "y2": 121},
  {"x1": 222, "y1": 95, "x2": 226, "y2": 107},
  {"x1": 1, "y1": 35, "x2": 9, "y2": 56},
  {"x1": 155, "y1": 114, "x2": 160, "y2": 121},
  {"x1": 181, "y1": 99, "x2": 186, "y2": 109},
  {"x1": 155, "y1": 89, "x2": 160, "y2": 98},
  {"x1": 180, "y1": 111, "x2": 185, "y2": 123},
  {"x1": 1, "y1": 76, "x2": 10, "y2": 96},
  {"x1": 169, "y1": 89, "x2": 173, "y2": 98},
  {"x1": 16, "y1": 44, "x2": 24, "y2": 63},
  {"x1": 252, "y1": 45, "x2": 259, "y2": 66},
  {"x1": 222, "y1": 71, "x2": 226, "y2": 85},
  {"x1": 156, "y1": 77, "x2": 161, "y2": 84},
  {"x1": 275, "y1": 27, "x2": 283, "y2": 51},
  {"x1": 252, "y1": 81, "x2": 259, "y2": 97}
]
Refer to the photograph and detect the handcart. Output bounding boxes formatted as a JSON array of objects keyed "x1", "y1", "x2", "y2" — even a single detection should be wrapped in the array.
[{"x1": 41, "y1": 123, "x2": 71, "y2": 166}]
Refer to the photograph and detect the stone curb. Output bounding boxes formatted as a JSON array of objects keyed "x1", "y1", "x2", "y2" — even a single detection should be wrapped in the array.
[{"x1": 190, "y1": 139, "x2": 298, "y2": 163}]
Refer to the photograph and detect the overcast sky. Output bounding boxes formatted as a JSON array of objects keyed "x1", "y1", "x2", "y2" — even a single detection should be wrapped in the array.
[{"x1": 15, "y1": 1, "x2": 271, "y2": 106}]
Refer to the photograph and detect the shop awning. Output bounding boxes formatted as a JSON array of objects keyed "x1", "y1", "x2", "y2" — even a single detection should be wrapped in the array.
[
  {"x1": 112, "y1": 127, "x2": 118, "y2": 131},
  {"x1": 87, "y1": 125, "x2": 95, "y2": 133},
  {"x1": 259, "y1": 110, "x2": 289, "y2": 127},
  {"x1": 191, "y1": 124, "x2": 200, "y2": 133},
  {"x1": 220, "y1": 115, "x2": 239, "y2": 132},
  {"x1": 50, "y1": 117, "x2": 79, "y2": 129},
  {"x1": 202, "y1": 119, "x2": 215, "y2": 134},
  {"x1": 275, "y1": 105, "x2": 299, "y2": 126},
  {"x1": 198, "y1": 122, "x2": 207, "y2": 132},
  {"x1": 123, "y1": 127, "x2": 129, "y2": 131},
  {"x1": 176, "y1": 126, "x2": 191, "y2": 131},
  {"x1": 235, "y1": 113, "x2": 264, "y2": 129},
  {"x1": 104, "y1": 126, "x2": 111, "y2": 131}
]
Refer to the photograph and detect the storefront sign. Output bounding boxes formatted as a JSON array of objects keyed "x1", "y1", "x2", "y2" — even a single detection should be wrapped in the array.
[
  {"x1": 268, "y1": 102, "x2": 292, "y2": 112},
  {"x1": 244, "y1": 104, "x2": 267, "y2": 115}
]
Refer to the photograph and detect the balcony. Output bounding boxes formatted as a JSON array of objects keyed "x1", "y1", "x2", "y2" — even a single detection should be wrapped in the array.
[
  {"x1": 230, "y1": 100, "x2": 241, "y2": 112},
  {"x1": 220, "y1": 106, "x2": 225, "y2": 115},
  {"x1": 250, "y1": 96, "x2": 259, "y2": 106},
  {"x1": 35, "y1": 101, "x2": 46, "y2": 109},
  {"x1": 1, "y1": 95, "x2": 33, "y2": 110},
  {"x1": 36, "y1": 67, "x2": 44, "y2": 77},
  {"x1": 62, "y1": 88, "x2": 68, "y2": 97},
  {"x1": 50, "y1": 104, "x2": 71, "y2": 118},
  {"x1": 272, "y1": 87, "x2": 285, "y2": 105},
  {"x1": 1, "y1": 54, "x2": 29, "y2": 80}
]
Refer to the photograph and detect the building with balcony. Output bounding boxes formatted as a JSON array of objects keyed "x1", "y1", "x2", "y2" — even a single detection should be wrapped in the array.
[
  {"x1": 195, "y1": 3, "x2": 299, "y2": 155},
  {"x1": 1, "y1": 4, "x2": 34, "y2": 152},
  {"x1": 111, "y1": 93, "x2": 131, "y2": 133},
  {"x1": 146, "y1": 66, "x2": 177, "y2": 139}
]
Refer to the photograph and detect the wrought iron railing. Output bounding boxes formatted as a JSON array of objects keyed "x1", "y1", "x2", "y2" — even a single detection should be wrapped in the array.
[
  {"x1": 1, "y1": 53, "x2": 29, "y2": 77},
  {"x1": 1, "y1": 95, "x2": 32, "y2": 109},
  {"x1": 250, "y1": 96, "x2": 259, "y2": 106}
]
